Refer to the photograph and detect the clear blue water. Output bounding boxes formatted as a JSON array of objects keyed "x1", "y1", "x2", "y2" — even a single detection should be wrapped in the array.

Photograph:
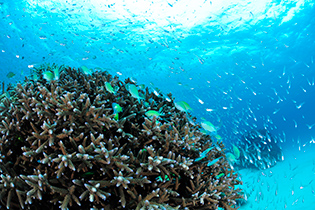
[{"x1": 1, "y1": 0, "x2": 314, "y2": 209}]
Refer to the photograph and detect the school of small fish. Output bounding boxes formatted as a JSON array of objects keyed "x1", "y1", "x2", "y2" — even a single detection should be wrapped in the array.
[{"x1": 0, "y1": 0, "x2": 314, "y2": 209}]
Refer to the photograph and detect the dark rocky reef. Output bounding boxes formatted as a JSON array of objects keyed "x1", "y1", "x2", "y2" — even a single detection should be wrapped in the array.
[{"x1": 0, "y1": 64, "x2": 242, "y2": 209}]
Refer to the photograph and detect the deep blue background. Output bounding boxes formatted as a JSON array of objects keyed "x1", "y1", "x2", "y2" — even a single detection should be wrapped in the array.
[{"x1": 0, "y1": 0, "x2": 314, "y2": 152}]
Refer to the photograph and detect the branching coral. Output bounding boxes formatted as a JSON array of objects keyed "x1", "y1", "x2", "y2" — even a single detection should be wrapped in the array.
[{"x1": 0, "y1": 64, "x2": 243, "y2": 209}]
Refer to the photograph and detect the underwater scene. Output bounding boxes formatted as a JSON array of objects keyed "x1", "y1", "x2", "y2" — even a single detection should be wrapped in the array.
[{"x1": 0, "y1": 0, "x2": 314, "y2": 209}]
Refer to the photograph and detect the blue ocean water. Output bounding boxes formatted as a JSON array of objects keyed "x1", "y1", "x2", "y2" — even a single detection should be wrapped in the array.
[{"x1": 0, "y1": 0, "x2": 314, "y2": 209}]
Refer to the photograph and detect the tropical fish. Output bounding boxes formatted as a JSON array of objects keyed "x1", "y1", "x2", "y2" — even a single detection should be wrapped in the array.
[
  {"x1": 105, "y1": 82, "x2": 116, "y2": 94},
  {"x1": 216, "y1": 173, "x2": 225, "y2": 179},
  {"x1": 126, "y1": 84, "x2": 143, "y2": 100},
  {"x1": 112, "y1": 103, "x2": 123, "y2": 120},
  {"x1": 53, "y1": 68, "x2": 60, "y2": 80},
  {"x1": 43, "y1": 71, "x2": 55, "y2": 81},
  {"x1": 232, "y1": 144, "x2": 240, "y2": 159},
  {"x1": 6, "y1": 72, "x2": 15, "y2": 78},
  {"x1": 195, "y1": 147, "x2": 214, "y2": 162},
  {"x1": 201, "y1": 121, "x2": 217, "y2": 133},
  {"x1": 80, "y1": 65, "x2": 93, "y2": 75},
  {"x1": 145, "y1": 110, "x2": 162, "y2": 119},
  {"x1": 207, "y1": 157, "x2": 222, "y2": 167},
  {"x1": 175, "y1": 101, "x2": 192, "y2": 112}
]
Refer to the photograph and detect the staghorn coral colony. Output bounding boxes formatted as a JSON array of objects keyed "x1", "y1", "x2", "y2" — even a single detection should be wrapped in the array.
[{"x1": 0, "y1": 64, "x2": 243, "y2": 210}]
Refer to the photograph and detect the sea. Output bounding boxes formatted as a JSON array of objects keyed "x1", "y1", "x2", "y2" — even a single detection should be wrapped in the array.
[{"x1": 0, "y1": 0, "x2": 314, "y2": 209}]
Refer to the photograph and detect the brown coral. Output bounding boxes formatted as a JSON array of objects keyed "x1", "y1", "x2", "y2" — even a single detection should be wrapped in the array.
[{"x1": 0, "y1": 64, "x2": 243, "y2": 209}]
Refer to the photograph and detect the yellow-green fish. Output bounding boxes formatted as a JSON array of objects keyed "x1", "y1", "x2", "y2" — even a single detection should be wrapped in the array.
[
  {"x1": 201, "y1": 121, "x2": 217, "y2": 133},
  {"x1": 43, "y1": 71, "x2": 55, "y2": 81},
  {"x1": 112, "y1": 103, "x2": 122, "y2": 113},
  {"x1": 126, "y1": 84, "x2": 143, "y2": 100},
  {"x1": 53, "y1": 68, "x2": 60, "y2": 80},
  {"x1": 232, "y1": 144, "x2": 240, "y2": 159},
  {"x1": 145, "y1": 110, "x2": 161, "y2": 118},
  {"x1": 112, "y1": 103, "x2": 123, "y2": 120},
  {"x1": 80, "y1": 65, "x2": 93, "y2": 75},
  {"x1": 216, "y1": 173, "x2": 225, "y2": 179},
  {"x1": 175, "y1": 101, "x2": 192, "y2": 112},
  {"x1": 6, "y1": 72, "x2": 16, "y2": 78},
  {"x1": 105, "y1": 82, "x2": 116, "y2": 94}
]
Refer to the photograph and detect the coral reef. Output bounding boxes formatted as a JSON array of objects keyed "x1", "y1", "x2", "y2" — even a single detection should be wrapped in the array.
[
  {"x1": 232, "y1": 129, "x2": 283, "y2": 170},
  {"x1": 0, "y1": 64, "x2": 242, "y2": 209}
]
